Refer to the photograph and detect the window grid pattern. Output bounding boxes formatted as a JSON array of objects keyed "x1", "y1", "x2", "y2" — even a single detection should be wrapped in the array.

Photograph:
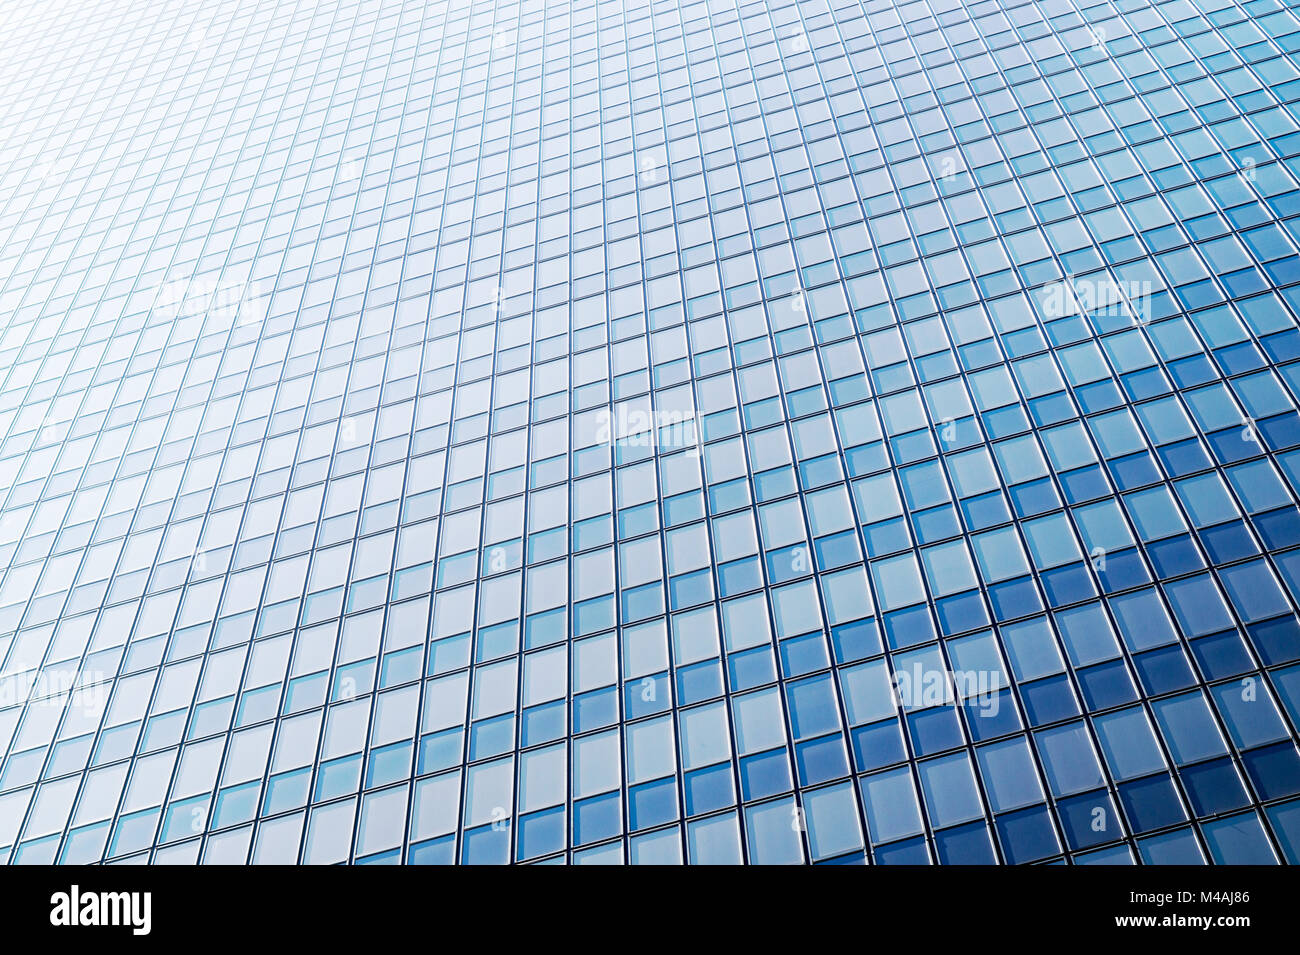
[{"x1": 0, "y1": 0, "x2": 1299, "y2": 864}]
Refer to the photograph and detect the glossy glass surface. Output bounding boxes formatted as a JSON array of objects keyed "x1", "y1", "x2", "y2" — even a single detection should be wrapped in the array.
[{"x1": 1, "y1": 0, "x2": 1299, "y2": 864}]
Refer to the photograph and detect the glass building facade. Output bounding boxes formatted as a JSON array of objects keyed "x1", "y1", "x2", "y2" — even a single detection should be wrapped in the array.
[{"x1": 1, "y1": 0, "x2": 1300, "y2": 866}]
